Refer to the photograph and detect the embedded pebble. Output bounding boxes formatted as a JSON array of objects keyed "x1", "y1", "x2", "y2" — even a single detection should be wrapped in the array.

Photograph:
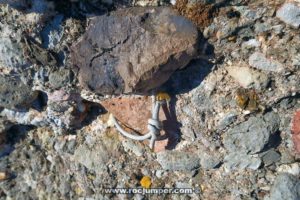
[
  {"x1": 276, "y1": 3, "x2": 300, "y2": 28},
  {"x1": 268, "y1": 173, "x2": 300, "y2": 200},
  {"x1": 121, "y1": 140, "x2": 144, "y2": 157},
  {"x1": 276, "y1": 163, "x2": 300, "y2": 176},
  {"x1": 224, "y1": 152, "x2": 262, "y2": 172},
  {"x1": 261, "y1": 150, "x2": 281, "y2": 167},
  {"x1": 249, "y1": 52, "x2": 285, "y2": 72},
  {"x1": 156, "y1": 151, "x2": 200, "y2": 171},
  {"x1": 223, "y1": 113, "x2": 280, "y2": 154},
  {"x1": 227, "y1": 66, "x2": 269, "y2": 89}
]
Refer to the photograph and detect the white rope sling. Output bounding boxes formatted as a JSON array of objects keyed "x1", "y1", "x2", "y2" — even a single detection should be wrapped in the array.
[{"x1": 112, "y1": 93, "x2": 170, "y2": 150}]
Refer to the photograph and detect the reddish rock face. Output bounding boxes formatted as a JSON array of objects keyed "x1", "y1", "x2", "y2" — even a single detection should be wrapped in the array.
[
  {"x1": 101, "y1": 96, "x2": 159, "y2": 134},
  {"x1": 291, "y1": 110, "x2": 300, "y2": 154},
  {"x1": 101, "y1": 96, "x2": 179, "y2": 152}
]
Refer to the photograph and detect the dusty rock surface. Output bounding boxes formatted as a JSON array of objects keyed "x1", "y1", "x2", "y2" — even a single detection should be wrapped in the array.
[
  {"x1": 0, "y1": 0, "x2": 299, "y2": 200},
  {"x1": 101, "y1": 96, "x2": 156, "y2": 134},
  {"x1": 71, "y1": 6, "x2": 199, "y2": 95}
]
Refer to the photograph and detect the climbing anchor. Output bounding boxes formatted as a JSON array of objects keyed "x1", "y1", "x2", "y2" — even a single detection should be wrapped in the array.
[{"x1": 112, "y1": 92, "x2": 170, "y2": 150}]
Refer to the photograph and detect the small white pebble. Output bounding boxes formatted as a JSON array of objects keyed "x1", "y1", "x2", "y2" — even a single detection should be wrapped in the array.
[
  {"x1": 170, "y1": 0, "x2": 176, "y2": 5},
  {"x1": 277, "y1": 163, "x2": 300, "y2": 176},
  {"x1": 46, "y1": 155, "x2": 53, "y2": 163},
  {"x1": 155, "y1": 170, "x2": 164, "y2": 178},
  {"x1": 243, "y1": 110, "x2": 251, "y2": 115},
  {"x1": 106, "y1": 114, "x2": 115, "y2": 127}
]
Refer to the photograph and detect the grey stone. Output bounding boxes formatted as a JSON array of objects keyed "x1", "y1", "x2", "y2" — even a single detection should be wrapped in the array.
[
  {"x1": 218, "y1": 112, "x2": 237, "y2": 130},
  {"x1": 277, "y1": 3, "x2": 300, "y2": 28},
  {"x1": 262, "y1": 150, "x2": 281, "y2": 167},
  {"x1": 226, "y1": 66, "x2": 269, "y2": 90},
  {"x1": 268, "y1": 173, "x2": 300, "y2": 200},
  {"x1": 156, "y1": 151, "x2": 200, "y2": 171},
  {"x1": 292, "y1": 54, "x2": 300, "y2": 67},
  {"x1": 59, "y1": 175, "x2": 71, "y2": 196},
  {"x1": 254, "y1": 22, "x2": 272, "y2": 33},
  {"x1": 200, "y1": 153, "x2": 221, "y2": 169},
  {"x1": 238, "y1": 27, "x2": 255, "y2": 40},
  {"x1": 48, "y1": 69, "x2": 72, "y2": 89},
  {"x1": 279, "y1": 151, "x2": 295, "y2": 164},
  {"x1": 223, "y1": 112, "x2": 280, "y2": 154},
  {"x1": 279, "y1": 98, "x2": 297, "y2": 110},
  {"x1": 0, "y1": 23, "x2": 27, "y2": 71},
  {"x1": 46, "y1": 92, "x2": 93, "y2": 130},
  {"x1": 216, "y1": 19, "x2": 239, "y2": 40},
  {"x1": 272, "y1": 24, "x2": 285, "y2": 34},
  {"x1": 54, "y1": 139, "x2": 66, "y2": 153},
  {"x1": 74, "y1": 144, "x2": 109, "y2": 171},
  {"x1": 73, "y1": 136, "x2": 120, "y2": 172},
  {"x1": 41, "y1": 15, "x2": 64, "y2": 49},
  {"x1": 234, "y1": 6, "x2": 266, "y2": 25},
  {"x1": 263, "y1": 111, "x2": 281, "y2": 133},
  {"x1": 121, "y1": 140, "x2": 144, "y2": 157},
  {"x1": 71, "y1": 7, "x2": 198, "y2": 95},
  {"x1": 0, "y1": 75, "x2": 37, "y2": 109},
  {"x1": 66, "y1": 139, "x2": 76, "y2": 154},
  {"x1": 249, "y1": 52, "x2": 284, "y2": 72},
  {"x1": 224, "y1": 152, "x2": 261, "y2": 172},
  {"x1": 175, "y1": 181, "x2": 192, "y2": 189},
  {"x1": 191, "y1": 90, "x2": 212, "y2": 111}
]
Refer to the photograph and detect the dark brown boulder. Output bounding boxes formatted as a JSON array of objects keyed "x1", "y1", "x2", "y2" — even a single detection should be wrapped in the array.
[{"x1": 71, "y1": 7, "x2": 199, "y2": 95}]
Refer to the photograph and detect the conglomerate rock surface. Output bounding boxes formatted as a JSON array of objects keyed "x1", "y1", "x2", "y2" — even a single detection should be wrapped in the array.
[{"x1": 0, "y1": 0, "x2": 300, "y2": 200}]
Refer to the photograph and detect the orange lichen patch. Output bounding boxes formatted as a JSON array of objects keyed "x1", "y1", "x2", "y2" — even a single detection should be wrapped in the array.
[
  {"x1": 235, "y1": 88, "x2": 260, "y2": 111},
  {"x1": 236, "y1": 88, "x2": 249, "y2": 110},
  {"x1": 140, "y1": 176, "x2": 152, "y2": 189},
  {"x1": 291, "y1": 110, "x2": 300, "y2": 154},
  {"x1": 174, "y1": 0, "x2": 218, "y2": 30}
]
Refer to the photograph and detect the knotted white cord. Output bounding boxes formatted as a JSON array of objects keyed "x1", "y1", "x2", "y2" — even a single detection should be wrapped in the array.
[{"x1": 112, "y1": 95, "x2": 164, "y2": 150}]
